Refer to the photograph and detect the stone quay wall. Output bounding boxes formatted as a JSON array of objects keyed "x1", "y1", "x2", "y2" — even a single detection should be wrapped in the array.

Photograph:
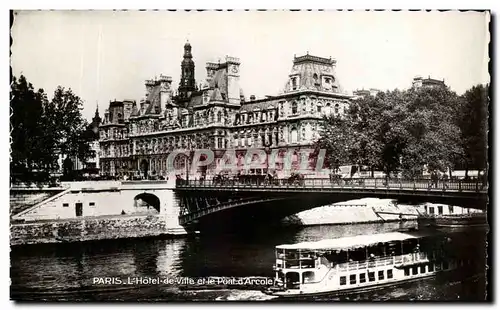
[{"x1": 10, "y1": 214, "x2": 186, "y2": 246}]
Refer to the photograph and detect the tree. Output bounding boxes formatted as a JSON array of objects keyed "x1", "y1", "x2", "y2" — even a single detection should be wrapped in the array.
[
  {"x1": 316, "y1": 86, "x2": 465, "y2": 180},
  {"x1": 45, "y1": 86, "x2": 94, "y2": 167},
  {"x1": 10, "y1": 75, "x2": 56, "y2": 183},
  {"x1": 348, "y1": 94, "x2": 386, "y2": 176},
  {"x1": 315, "y1": 114, "x2": 353, "y2": 174},
  {"x1": 398, "y1": 86, "x2": 463, "y2": 178},
  {"x1": 10, "y1": 76, "x2": 95, "y2": 184},
  {"x1": 457, "y1": 84, "x2": 489, "y2": 177}
]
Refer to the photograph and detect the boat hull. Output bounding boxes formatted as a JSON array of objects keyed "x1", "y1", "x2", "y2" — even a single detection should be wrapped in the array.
[{"x1": 262, "y1": 268, "x2": 481, "y2": 299}]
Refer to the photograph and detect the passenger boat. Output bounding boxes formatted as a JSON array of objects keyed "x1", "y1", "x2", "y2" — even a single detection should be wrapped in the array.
[{"x1": 262, "y1": 229, "x2": 482, "y2": 298}]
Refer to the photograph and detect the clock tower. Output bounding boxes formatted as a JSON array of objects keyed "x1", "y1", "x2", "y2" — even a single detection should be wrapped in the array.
[
  {"x1": 178, "y1": 41, "x2": 196, "y2": 99},
  {"x1": 226, "y1": 56, "x2": 241, "y2": 105}
]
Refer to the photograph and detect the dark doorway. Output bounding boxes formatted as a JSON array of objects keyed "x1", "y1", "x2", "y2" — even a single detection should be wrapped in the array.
[
  {"x1": 75, "y1": 203, "x2": 83, "y2": 217},
  {"x1": 140, "y1": 159, "x2": 149, "y2": 179}
]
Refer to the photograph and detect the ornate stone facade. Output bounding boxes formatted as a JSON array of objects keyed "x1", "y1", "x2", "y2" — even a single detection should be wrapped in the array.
[{"x1": 99, "y1": 44, "x2": 353, "y2": 178}]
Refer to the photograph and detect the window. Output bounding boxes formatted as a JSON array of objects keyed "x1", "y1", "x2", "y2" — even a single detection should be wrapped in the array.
[
  {"x1": 340, "y1": 276, "x2": 346, "y2": 285},
  {"x1": 424, "y1": 206, "x2": 428, "y2": 213},
  {"x1": 89, "y1": 202, "x2": 95, "y2": 207},
  {"x1": 387, "y1": 270, "x2": 393, "y2": 279},
  {"x1": 291, "y1": 128, "x2": 298, "y2": 144},
  {"x1": 404, "y1": 268, "x2": 410, "y2": 276},
  {"x1": 428, "y1": 263, "x2": 434, "y2": 272},
  {"x1": 438, "y1": 206, "x2": 443, "y2": 215},
  {"x1": 334, "y1": 103, "x2": 340, "y2": 114},
  {"x1": 292, "y1": 101, "x2": 298, "y2": 114},
  {"x1": 350, "y1": 274, "x2": 356, "y2": 285},
  {"x1": 359, "y1": 273, "x2": 366, "y2": 283},
  {"x1": 412, "y1": 266, "x2": 418, "y2": 275},
  {"x1": 317, "y1": 105, "x2": 322, "y2": 113},
  {"x1": 291, "y1": 77, "x2": 297, "y2": 90},
  {"x1": 368, "y1": 272, "x2": 375, "y2": 282},
  {"x1": 420, "y1": 265, "x2": 426, "y2": 273},
  {"x1": 378, "y1": 270, "x2": 384, "y2": 280},
  {"x1": 63, "y1": 203, "x2": 69, "y2": 207},
  {"x1": 429, "y1": 207, "x2": 435, "y2": 215},
  {"x1": 449, "y1": 206, "x2": 454, "y2": 214}
]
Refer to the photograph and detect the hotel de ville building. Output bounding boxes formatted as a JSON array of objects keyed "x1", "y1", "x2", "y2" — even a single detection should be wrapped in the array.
[{"x1": 99, "y1": 42, "x2": 354, "y2": 179}]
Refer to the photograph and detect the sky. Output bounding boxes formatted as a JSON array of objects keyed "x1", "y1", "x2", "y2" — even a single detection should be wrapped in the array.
[{"x1": 11, "y1": 10, "x2": 490, "y2": 121}]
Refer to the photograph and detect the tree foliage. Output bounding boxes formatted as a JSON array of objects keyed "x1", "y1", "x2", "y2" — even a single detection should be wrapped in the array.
[
  {"x1": 10, "y1": 75, "x2": 94, "y2": 184},
  {"x1": 456, "y1": 84, "x2": 489, "y2": 175},
  {"x1": 316, "y1": 84, "x2": 488, "y2": 179}
]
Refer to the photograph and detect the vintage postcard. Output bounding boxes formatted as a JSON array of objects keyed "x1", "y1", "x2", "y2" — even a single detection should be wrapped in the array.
[{"x1": 9, "y1": 10, "x2": 490, "y2": 302}]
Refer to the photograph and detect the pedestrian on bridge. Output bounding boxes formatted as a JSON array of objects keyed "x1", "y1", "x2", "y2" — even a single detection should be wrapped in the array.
[{"x1": 442, "y1": 173, "x2": 449, "y2": 189}]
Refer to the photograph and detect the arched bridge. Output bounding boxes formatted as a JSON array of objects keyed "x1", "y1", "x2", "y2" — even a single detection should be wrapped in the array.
[{"x1": 175, "y1": 178, "x2": 488, "y2": 227}]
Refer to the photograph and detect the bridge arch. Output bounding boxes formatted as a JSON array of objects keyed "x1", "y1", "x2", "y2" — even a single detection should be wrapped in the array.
[{"x1": 134, "y1": 192, "x2": 160, "y2": 213}]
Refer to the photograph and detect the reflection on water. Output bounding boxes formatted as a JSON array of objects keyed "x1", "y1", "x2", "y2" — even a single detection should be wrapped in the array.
[{"x1": 10, "y1": 221, "x2": 485, "y2": 301}]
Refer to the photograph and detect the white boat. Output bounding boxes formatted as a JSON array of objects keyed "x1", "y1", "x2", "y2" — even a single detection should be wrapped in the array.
[{"x1": 262, "y1": 229, "x2": 478, "y2": 298}]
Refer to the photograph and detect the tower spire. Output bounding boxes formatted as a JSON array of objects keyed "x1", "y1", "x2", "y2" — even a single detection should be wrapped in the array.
[{"x1": 178, "y1": 41, "x2": 196, "y2": 98}]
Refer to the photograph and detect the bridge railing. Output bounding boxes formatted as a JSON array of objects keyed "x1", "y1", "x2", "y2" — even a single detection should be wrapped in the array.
[{"x1": 176, "y1": 177, "x2": 487, "y2": 193}]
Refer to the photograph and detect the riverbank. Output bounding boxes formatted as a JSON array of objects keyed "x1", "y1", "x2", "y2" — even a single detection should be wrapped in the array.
[
  {"x1": 10, "y1": 214, "x2": 187, "y2": 246},
  {"x1": 281, "y1": 198, "x2": 424, "y2": 226}
]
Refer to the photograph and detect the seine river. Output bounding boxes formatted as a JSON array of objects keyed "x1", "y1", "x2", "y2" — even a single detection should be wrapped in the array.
[{"x1": 10, "y1": 221, "x2": 485, "y2": 301}]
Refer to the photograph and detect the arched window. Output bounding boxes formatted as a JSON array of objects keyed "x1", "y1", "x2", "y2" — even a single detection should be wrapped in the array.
[
  {"x1": 325, "y1": 102, "x2": 332, "y2": 115},
  {"x1": 317, "y1": 105, "x2": 322, "y2": 113},
  {"x1": 217, "y1": 111, "x2": 222, "y2": 123},
  {"x1": 291, "y1": 127, "x2": 298, "y2": 144},
  {"x1": 292, "y1": 101, "x2": 298, "y2": 114},
  {"x1": 334, "y1": 104, "x2": 340, "y2": 114}
]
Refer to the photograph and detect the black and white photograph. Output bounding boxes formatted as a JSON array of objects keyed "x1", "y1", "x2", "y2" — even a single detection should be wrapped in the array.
[{"x1": 9, "y1": 9, "x2": 490, "y2": 302}]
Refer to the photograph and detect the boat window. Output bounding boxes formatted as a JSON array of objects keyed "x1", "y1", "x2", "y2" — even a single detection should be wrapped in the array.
[
  {"x1": 387, "y1": 242, "x2": 399, "y2": 256},
  {"x1": 438, "y1": 206, "x2": 443, "y2": 215},
  {"x1": 340, "y1": 276, "x2": 346, "y2": 286},
  {"x1": 302, "y1": 271, "x2": 315, "y2": 283},
  {"x1": 387, "y1": 269, "x2": 393, "y2": 279},
  {"x1": 402, "y1": 239, "x2": 418, "y2": 255},
  {"x1": 336, "y1": 250, "x2": 349, "y2": 264},
  {"x1": 420, "y1": 265, "x2": 426, "y2": 273},
  {"x1": 412, "y1": 266, "x2": 418, "y2": 275},
  {"x1": 428, "y1": 263, "x2": 434, "y2": 272},
  {"x1": 63, "y1": 203, "x2": 69, "y2": 207},
  {"x1": 378, "y1": 270, "x2": 384, "y2": 280},
  {"x1": 349, "y1": 274, "x2": 356, "y2": 285},
  {"x1": 359, "y1": 273, "x2": 366, "y2": 283},
  {"x1": 404, "y1": 268, "x2": 410, "y2": 276},
  {"x1": 367, "y1": 243, "x2": 385, "y2": 259},
  {"x1": 285, "y1": 272, "x2": 300, "y2": 289},
  {"x1": 349, "y1": 247, "x2": 367, "y2": 261},
  {"x1": 368, "y1": 272, "x2": 375, "y2": 282},
  {"x1": 443, "y1": 261, "x2": 449, "y2": 270}
]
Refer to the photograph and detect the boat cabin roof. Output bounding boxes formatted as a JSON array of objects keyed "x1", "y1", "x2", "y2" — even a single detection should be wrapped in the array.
[{"x1": 276, "y1": 230, "x2": 436, "y2": 251}]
